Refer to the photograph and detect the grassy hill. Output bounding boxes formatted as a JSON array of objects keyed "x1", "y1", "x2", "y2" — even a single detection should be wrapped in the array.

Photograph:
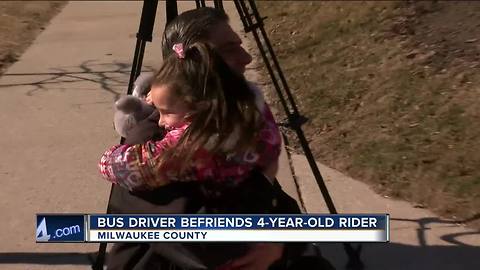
[
  {"x1": 256, "y1": 1, "x2": 480, "y2": 227},
  {"x1": 0, "y1": 1, "x2": 65, "y2": 74}
]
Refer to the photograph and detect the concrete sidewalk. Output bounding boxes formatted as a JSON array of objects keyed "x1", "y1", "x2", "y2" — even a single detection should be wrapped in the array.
[{"x1": 0, "y1": 1, "x2": 478, "y2": 270}]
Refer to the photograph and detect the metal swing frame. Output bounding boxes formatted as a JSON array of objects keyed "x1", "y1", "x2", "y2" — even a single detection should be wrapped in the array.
[{"x1": 92, "y1": 1, "x2": 363, "y2": 269}]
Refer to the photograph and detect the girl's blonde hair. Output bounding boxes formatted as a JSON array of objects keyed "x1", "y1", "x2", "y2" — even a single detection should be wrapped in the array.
[{"x1": 152, "y1": 42, "x2": 263, "y2": 176}]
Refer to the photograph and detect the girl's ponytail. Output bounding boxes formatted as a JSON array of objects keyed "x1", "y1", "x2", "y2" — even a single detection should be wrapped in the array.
[{"x1": 152, "y1": 42, "x2": 263, "y2": 176}]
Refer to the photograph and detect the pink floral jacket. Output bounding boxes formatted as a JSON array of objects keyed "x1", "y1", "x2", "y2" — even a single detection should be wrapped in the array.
[{"x1": 98, "y1": 103, "x2": 281, "y2": 191}]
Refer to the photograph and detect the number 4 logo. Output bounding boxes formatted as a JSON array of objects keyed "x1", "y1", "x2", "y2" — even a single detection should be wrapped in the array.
[{"x1": 36, "y1": 217, "x2": 51, "y2": 241}]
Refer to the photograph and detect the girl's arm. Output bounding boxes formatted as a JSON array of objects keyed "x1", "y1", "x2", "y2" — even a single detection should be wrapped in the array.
[
  {"x1": 98, "y1": 126, "x2": 186, "y2": 191},
  {"x1": 98, "y1": 105, "x2": 281, "y2": 190}
]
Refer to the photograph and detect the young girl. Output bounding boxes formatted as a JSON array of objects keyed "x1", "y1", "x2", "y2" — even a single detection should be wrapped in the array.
[{"x1": 99, "y1": 42, "x2": 281, "y2": 191}]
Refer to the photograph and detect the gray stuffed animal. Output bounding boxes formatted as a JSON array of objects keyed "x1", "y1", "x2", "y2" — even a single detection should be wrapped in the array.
[{"x1": 113, "y1": 73, "x2": 156, "y2": 138}]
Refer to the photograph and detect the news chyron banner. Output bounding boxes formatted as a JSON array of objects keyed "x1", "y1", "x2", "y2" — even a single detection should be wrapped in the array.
[{"x1": 36, "y1": 214, "x2": 389, "y2": 243}]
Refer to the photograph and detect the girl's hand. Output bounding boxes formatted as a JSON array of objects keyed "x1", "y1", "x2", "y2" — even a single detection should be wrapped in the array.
[{"x1": 226, "y1": 243, "x2": 284, "y2": 270}]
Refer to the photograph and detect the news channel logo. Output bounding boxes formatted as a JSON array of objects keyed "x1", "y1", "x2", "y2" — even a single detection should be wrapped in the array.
[{"x1": 36, "y1": 214, "x2": 86, "y2": 242}]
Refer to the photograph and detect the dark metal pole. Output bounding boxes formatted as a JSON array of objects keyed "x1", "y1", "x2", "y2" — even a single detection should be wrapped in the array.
[
  {"x1": 233, "y1": 1, "x2": 364, "y2": 269},
  {"x1": 92, "y1": 1, "x2": 160, "y2": 269},
  {"x1": 195, "y1": 0, "x2": 206, "y2": 9},
  {"x1": 166, "y1": 0, "x2": 178, "y2": 25},
  {"x1": 234, "y1": 0, "x2": 337, "y2": 214},
  {"x1": 126, "y1": 0, "x2": 158, "y2": 96},
  {"x1": 213, "y1": 0, "x2": 224, "y2": 11}
]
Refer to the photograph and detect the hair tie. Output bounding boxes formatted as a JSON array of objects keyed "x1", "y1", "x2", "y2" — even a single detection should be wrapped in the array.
[{"x1": 172, "y1": 43, "x2": 185, "y2": 59}]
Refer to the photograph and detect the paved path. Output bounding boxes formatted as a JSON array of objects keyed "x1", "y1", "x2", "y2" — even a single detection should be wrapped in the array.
[{"x1": 0, "y1": 1, "x2": 478, "y2": 270}]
